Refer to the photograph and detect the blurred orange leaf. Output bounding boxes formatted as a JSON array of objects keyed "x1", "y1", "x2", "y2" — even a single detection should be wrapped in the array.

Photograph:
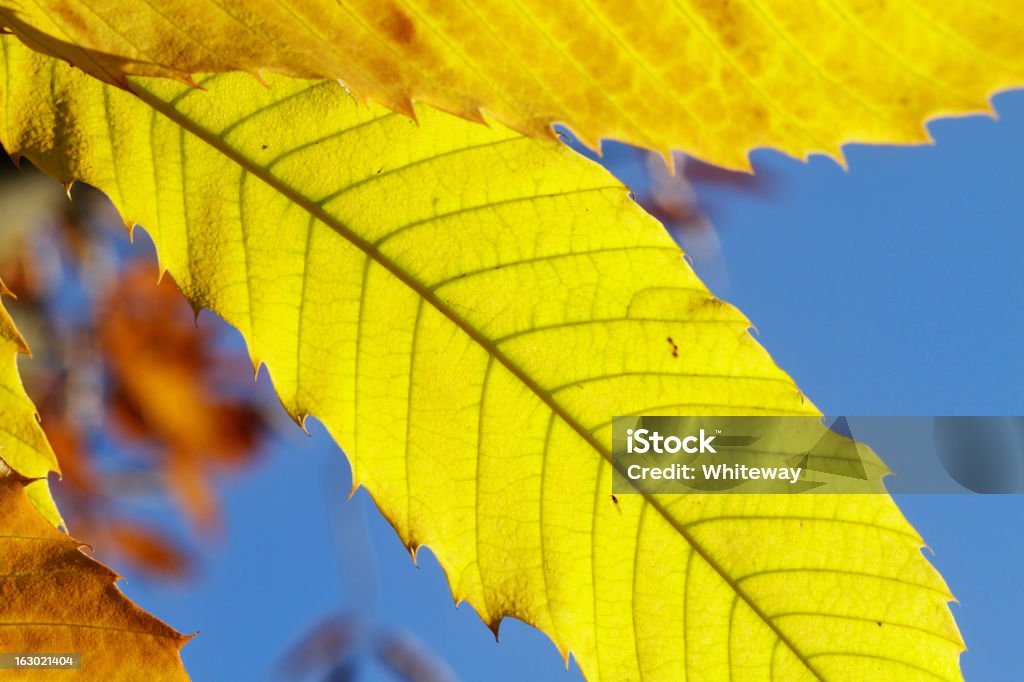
[
  {"x1": 98, "y1": 265, "x2": 265, "y2": 533},
  {"x1": 107, "y1": 520, "x2": 192, "y2": 579}
]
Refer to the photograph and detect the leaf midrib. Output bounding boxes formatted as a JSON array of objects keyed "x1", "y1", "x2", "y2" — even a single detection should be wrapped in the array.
[{"x1": 127, "y1": 77, "x2": 827, "y2": 681}]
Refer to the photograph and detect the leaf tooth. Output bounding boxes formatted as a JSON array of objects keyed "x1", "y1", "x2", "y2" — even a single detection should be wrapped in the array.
[
  {"x1": 250, "y1": 357, "x2": 264, "y2": 382},
  {"x1": 189, "y1": 301, "x2": 203, "y2": 327},
  {"x1": 485, "y1": 614, "x2": 503, "y2": 642},
  {"x1": 832, "y1": 147, "x2": 852, "y2": 171},
  {"x1": 563, "y1": 124, "x2": 601, "y2": 157},
  {"x1": 398, "y1": 96, "x2": 419, "y2": 125},
  {"x1": 365, "y1": 88, "x2": 419, "y2": 121},
  {"x1": 287, "y1": 409, "x2": 311, "y2": 435},
  {"x1": 248, "y1": 69, "x2": 269, "y2": 88},
  {"x1": 463, "y1": 105, "x2": 487, "y2": 126},
  {"x1": 658, "y1": 147, "x2": 677, "y2": 176},
  {"x1": 178, "y1": 73, "x2": 204, "y2": 91}
]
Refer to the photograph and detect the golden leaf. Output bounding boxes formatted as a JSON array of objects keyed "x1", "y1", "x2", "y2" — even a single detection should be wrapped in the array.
[
  {"x1": 0, "y1": 37, "x2": 962, "y2": 680},
  {"x1": 1, "y1": 0, "x2": 1022, "y2": 168},
  {"x1": 0, "y1": 470, "x2": 190, "y2": 680}
]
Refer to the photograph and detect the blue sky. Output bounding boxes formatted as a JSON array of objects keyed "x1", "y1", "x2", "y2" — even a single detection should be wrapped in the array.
[{"x1": 117, "y1": 90, "x2": 1024, "y2": 681}]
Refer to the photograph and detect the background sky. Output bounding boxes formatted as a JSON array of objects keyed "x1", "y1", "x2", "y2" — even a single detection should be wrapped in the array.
[{"x1": 112, "y1": 90, "x2": 1024, "y2": 681}]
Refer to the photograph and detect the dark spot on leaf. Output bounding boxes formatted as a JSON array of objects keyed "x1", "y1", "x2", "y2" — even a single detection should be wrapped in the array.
[
  {"x1": 667, "y1": 336, "x2": 679, "y2": 358},
  {"x1": 261, "y1": 144, "x2": 268, "y2": 150},
  {"x1": 610, "y1": 495, "x2": 618, "y2": 504},
  {"x1": 382, "y1": 5, "x2": 416, "y2": 45},
  {"x1": 52, "y1": 4, "x2": 88, "y2": 34}
]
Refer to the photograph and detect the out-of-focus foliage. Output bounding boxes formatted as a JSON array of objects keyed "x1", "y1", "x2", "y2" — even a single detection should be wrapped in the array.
[
  {"x1": 0, "y1": 36, "x2": 963, "y2": 681},
  {"x1": 98, "y1": 265, "x2": 266, "y2": 533},
  {"x1": 0, "y1": 155, "x2": 269, "y2": 577},
  {"x1": 2, "y1": 0, "x2": 1023, "y2": 168},
  {"x1": 279, "y1": 614, "x2": 457, "y2": 682},
  {"x1": 0, "y1": 468, "x2": 190, "y2": 680},
  {"x1": 277, "y1": 477, "x2": 460, "y2": 682}
]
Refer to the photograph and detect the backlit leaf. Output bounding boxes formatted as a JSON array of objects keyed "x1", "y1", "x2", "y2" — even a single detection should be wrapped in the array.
[
  {"x1": 1, "y1": 1, "x2": 1022, "y2": 168},
  {"x1": 0, "y1": 37, "x2": 962, "y2": 681},
  {"x1": 0, "y1": 281, "x2": 60, "y2": 525}
]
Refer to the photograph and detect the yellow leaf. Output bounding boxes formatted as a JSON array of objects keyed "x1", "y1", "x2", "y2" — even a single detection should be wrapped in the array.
[
  {"x1": 0, "y1": 37, "x2": 963, "y2": 681},
  {"x1": 1, "y1": 1, "x2": 1022, "y2": 168},
  {"x1": 0, "y1": 281, "x2": 61, "y2": 525},
  {"x1": 0, "y1": 470, "x2": 191, "y2": 680}
]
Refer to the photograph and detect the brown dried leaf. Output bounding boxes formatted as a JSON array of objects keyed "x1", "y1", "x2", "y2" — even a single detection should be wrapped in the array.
[{"x1": 0, "y1": 470, "x2": 191, "y2": 680}]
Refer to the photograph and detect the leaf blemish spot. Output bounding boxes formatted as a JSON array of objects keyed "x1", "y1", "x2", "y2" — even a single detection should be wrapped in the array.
[
  {"x1": 667, "y1": 336, "x2": 679, "y2": 358},
  {"x1": 382, "y1": 5, "x2": 416, "y2": 45}
]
